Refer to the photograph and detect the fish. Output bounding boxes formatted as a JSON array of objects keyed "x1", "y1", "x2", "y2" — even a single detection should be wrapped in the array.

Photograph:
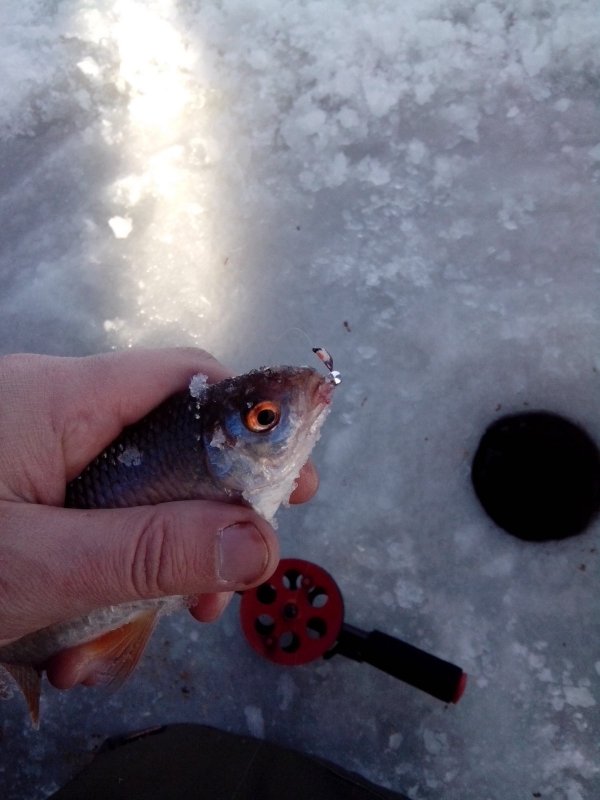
[{"x1": 0, "y1": 364, "x2": 336, "y2": 726}]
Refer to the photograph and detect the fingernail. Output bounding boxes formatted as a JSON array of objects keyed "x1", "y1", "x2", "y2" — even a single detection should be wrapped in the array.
[{"x1": 217, "y1": 523, "x2": 269, "y2": 584}]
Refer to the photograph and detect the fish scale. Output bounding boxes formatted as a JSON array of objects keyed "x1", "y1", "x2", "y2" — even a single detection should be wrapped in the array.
[{"x1": 65, "y1": 391, "x2": 209, "y2": 509}]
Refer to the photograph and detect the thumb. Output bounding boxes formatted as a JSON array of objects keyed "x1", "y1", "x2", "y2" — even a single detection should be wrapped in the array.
[{"x1": 0, "y1": 500, "x2": 278, "y2": 645}]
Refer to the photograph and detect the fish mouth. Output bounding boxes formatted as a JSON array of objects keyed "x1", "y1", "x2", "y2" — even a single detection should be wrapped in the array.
[{"x1": 311, "y1": 374, "x2": 336, "y2": 409}]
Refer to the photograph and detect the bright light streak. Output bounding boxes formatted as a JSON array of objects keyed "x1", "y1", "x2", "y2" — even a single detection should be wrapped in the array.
[
  {"x1": 80, "y1": 1, "x2": 218, "y2": 347},
  {"x1": 114, "y1": 2, "x2": 194, "y2": 138}
]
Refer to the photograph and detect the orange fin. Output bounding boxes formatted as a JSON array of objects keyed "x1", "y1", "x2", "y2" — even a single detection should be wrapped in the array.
[
  {"x1": 1, "y1": 662, "x2": 42, "y2": 728},
  {"x1": 68, "y1": 610, "x2": 159, "y2": 689}
]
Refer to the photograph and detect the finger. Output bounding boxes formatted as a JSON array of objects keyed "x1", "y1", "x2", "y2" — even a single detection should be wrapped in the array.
[
  {"x1": 188, "y1": 592, "x2": 234, "y2": 623},
  {"x1": 0, "y1": 499, "x2": 279, "y2": 645},
  {"x1": 288, "y1": 460, "x2": 319, "y2": 504},
  {"x1": 54, "y1": 348, "x2": 233, "y2": 477},
  {"x1": 0, "y1": 349, "x2": 232, "y2": 492}
]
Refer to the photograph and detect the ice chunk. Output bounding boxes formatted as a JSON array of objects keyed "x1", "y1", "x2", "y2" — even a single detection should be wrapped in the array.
[
  {"x1": 563, "y1": 686, "x2": 596, "y2": 709},
  {"x1": 554, "y1": 98, "x2": 571, "y2": 113},
  {"x1": 423, "y1": 729, "x2": 448, "y2": 756},
  {"x1": 244, "y1": 705, "x2": 265, "y2": 739},
  {"x1": 117, "y1": 447, "x2": 142, "y2": 467},
  {"x1": 388, "y1": 732, "x2": 402, "y2": 750},
  {"x1": 189, "y1": 373, "x2": 209, "y2": 399},
  {"x1": 362, "y1": 74, "x2": 397, "y2": 118},
  {"x1": 77, "y1": 57, "x2": 100, "y2": 78},
  {"x1": 108, "y1": 216, "x2": 133, "y2": 239}
]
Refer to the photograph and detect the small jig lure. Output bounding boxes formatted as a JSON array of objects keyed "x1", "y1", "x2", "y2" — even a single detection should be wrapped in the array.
[{"x1": 313, "y1": 346, "x2": 342, "y2": 385}]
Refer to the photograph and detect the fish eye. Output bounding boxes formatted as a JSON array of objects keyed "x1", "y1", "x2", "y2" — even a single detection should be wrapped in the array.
[{"x1": 244, "y1": 401, "x2": 281, "y2": 433}]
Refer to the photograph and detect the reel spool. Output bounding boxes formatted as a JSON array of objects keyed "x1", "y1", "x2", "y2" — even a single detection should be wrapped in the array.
[
  {"x1": 240, "y1": 558, "x2": 467, "y2": 704},
  {"x1": 240, "y1": 558, "x2": 344, "y2": 666}
]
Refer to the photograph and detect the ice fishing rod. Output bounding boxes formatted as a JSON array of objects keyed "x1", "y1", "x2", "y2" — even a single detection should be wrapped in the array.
[{"x1": 239, "y1": 558, "x2": 467, "y2": 704}]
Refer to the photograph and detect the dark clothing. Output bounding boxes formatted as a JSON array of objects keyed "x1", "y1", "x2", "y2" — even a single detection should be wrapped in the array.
[{"x1": 51, "y1": 723, "x2": 409, "y2": 800}]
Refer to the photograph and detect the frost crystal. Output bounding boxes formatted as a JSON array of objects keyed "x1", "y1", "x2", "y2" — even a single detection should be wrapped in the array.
[
  {"x1": 210, "y1": 427, "x2": 226, "y2": 449},
  {"x1": 117, "y1": 446, "x2": 142, "y2": 467},
  {"x1": 189, "y1": 373, "x2": 209, "y2": 399}
]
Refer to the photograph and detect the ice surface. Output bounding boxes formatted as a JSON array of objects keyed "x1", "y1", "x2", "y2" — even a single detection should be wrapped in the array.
[
  {"x1": 0, "y1": 1, "x2": 599, "y2": 799},
  {"x1": 244, "y1": 704, "x2": 265, "y2": 739}
]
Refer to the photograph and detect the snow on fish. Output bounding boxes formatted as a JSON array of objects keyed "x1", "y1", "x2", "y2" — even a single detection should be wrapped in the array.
[{"x1": 0, "y1": 363, "x2": 337, "y2": 726}]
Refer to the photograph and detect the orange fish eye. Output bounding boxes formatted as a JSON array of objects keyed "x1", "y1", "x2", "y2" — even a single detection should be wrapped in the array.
[{"x1": 244, "y1": 401, "x2": 281, "y2": 432}]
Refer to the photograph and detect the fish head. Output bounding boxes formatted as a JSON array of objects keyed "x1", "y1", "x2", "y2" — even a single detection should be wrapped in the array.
[{"x1": 200, "y1": 366, "x2": 334, "y2": 520}]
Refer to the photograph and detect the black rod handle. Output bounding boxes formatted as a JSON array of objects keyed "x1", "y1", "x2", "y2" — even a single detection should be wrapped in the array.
[{"x1": 335, "y1": 624, "x2": 467, "y2": 704}]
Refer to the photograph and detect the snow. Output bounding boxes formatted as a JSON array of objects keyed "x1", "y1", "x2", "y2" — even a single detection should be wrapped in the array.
[
  {"x1": 107, "y1": 215, "x2": 133, "y2": 239},
  {"x1": 116, "y1": 446, "x2": 142, "y2": 467},
  {"x1": 244, "y1": 704, "x2": 265, "y2": 739},
  {"x1": 189, "y1": 372, "x2": 209, "y2": 399},
  {"x1": 0, "y1": 0, "x2": 599, "y2": 799}
]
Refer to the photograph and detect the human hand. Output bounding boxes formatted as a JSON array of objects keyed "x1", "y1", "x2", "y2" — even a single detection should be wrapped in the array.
[{"x1": 0, "y1": 349, "x2": 318, "y2": 685}]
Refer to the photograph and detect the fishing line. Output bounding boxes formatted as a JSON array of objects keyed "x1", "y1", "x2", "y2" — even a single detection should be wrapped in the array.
[
  {"x1": 265, "y1": 327, "x2": 341, "y2": 383},
  {"x1": 264, "y1": 326, "x2": 315, "y2": 365}
]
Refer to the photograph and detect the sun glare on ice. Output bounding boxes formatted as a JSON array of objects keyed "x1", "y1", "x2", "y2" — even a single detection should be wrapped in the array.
[{"x1": 80, "y1": 1, "x2": 217, "y2": 346}]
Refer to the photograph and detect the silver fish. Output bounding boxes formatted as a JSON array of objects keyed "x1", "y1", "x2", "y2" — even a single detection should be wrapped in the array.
[{"x1": 0, "y1": 365, "x2": 336, "y2": 725}]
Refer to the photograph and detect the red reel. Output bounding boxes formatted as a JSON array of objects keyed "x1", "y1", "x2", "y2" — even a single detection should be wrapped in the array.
[{"x1": 240, "y1": 558, "x2": 344, "y2": 665}]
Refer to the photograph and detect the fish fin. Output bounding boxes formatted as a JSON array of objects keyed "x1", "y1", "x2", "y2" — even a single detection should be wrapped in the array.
[
  {"x1": 75, "y1": 609, "x2": 159, "y2": 689},
  {"x1": 0, "y1": 662, "x2": 42, "y2": 728}
]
